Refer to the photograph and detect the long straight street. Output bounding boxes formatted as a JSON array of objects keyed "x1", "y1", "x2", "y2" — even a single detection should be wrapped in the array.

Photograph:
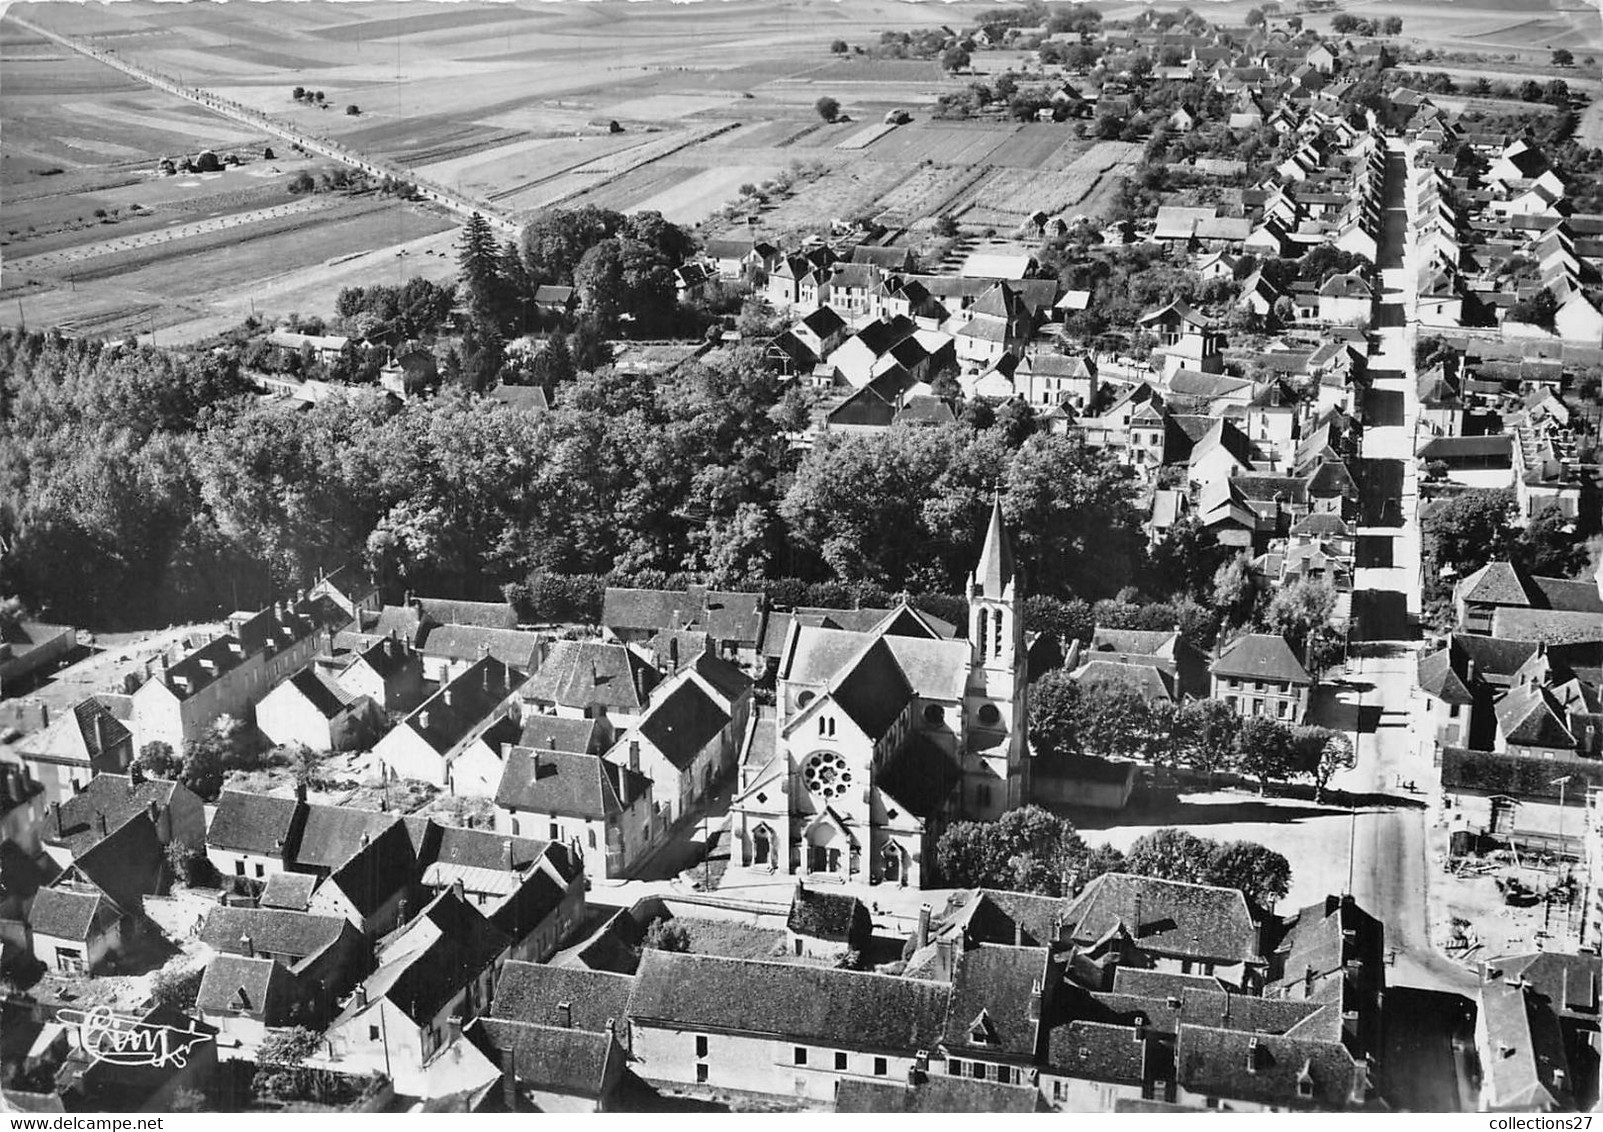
[{"x1": 1317, "y1": 139, "x2": 1476, "y2": 996}]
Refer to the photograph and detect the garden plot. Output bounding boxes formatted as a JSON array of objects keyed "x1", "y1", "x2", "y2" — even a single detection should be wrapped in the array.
[
  {"x1": 836, "y1": 121, "x2": 899, "y2": 150},
  {"x1": 984, "y1": 123, "x2": 1085, "y2": 170},
  {"x1": 870, "y1": 163, "x2": 982, "y2": 227},
  {"x1": 862, "y1": 123, "x2": 1013, "y2": 166}
]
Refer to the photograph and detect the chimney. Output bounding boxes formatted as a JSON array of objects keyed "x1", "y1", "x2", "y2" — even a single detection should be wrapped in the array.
[
  {"x1": 916, "y1": 904, "x2": 932, "y2": 950},
  {"x1": 241, "y1": 933, "x2": 254, "y2": 957},
  {"x1": 557, "y1": 1001, "x2": 572, "y2": 1029},
  {"x1": 93, "y1": 711, "x2": 108, "y2": 754},
  {"x1": 628, "y1": 740, "x2": 640, "y2": 773},
  {"x1": 1245, "y1": 1035, "x2": 1259, "y2": 1074},
  {"x1": 442, "y1": 688, "x2": 454, "y2": 708},
  {"x1": 95, "y1": 813, "x2": 108, "y2": 837},
  {"x1": 479, "y1": 641, "x2": 492, "y2": 660},
  {"x1": 531, "y1": 750, "x2": 541, "y2": 777},
  {"x1": 1027, "y1": 978, "x2": 1043, "y2": 1023},
  {"x1": 396, "y1": 898, "x2": 409, "y2": 930},
  {"x1": 447, "y1": 1014, "x2": 463, "y2": 1043},
  {"x1": 419, "y1": 710, "x2": 431, "y2": 731},
  {"x1": 500, "y1": 1047, "x2": 518, "y2": 1110},
  {"x1": 1304, "y1": 964, "x2": 1316, "y2": 995},
  {"x1": 452, "y1": 877, "x2": 466, "y2": 903},
  {"x1": 147, "y1": 800, "x2": 160, "y2": 826},
  {"x1": 936, "y1": 938, "x2": 954, "y2": 977},
  {"x1": 360, "y1": 832, "x2": 370, "y2": 848},
  {"x1": 51, "y1": 801, "x2": 62, "y2": 839},
  {"x1": 129, "y1": 761, "x2": 145, "y2": 787},
  {"x1": 503, "y1": 838, "x2": 515, "y2": 871},
  {"x1": 633, "y1": 664, "x2": 644, "y2": 702},
  {"x1": 547, "y1": 737, "x2": 556, "y2": 751},
  {"x1": 295, "y1": 780, "x2": 307, "y2": 804},
  {"x1": 355, "y1": 984, "x2": 368, "y2": 1008},
  {"x1": 1466, "y1": 658, "x2": 1478, "y2": 684},
  {"x1": 1134, "y1": 1013, "x2": 1148, "y2": 1042},
  {"x1": 1014, "y1": 921, "x2": 1025, "y2": 947},
  {"x1": 669, "y1": 637, "x2": 679, "y2": 670}
]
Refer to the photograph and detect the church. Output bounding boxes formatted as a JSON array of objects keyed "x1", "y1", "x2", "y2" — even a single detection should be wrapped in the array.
[{"x1": 728, "y1": 499, "x2": 1029, "y2": 888}]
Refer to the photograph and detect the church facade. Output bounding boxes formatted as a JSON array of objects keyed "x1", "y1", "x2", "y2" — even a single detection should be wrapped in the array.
[{"x1": 728, "y1": 500, "x2": 1030, "y2": 888}]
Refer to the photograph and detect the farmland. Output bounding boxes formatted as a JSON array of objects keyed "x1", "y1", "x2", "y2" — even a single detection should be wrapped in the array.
[{"x1": 1, "y1": 0, "x2": 1144, "y2": 343}]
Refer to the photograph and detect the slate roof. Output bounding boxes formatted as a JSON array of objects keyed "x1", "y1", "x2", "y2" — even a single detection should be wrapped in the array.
[
  {"x1": 600, "y1": 587, "x2": 765, "y2": 645},
  {"x1": 628, "y1": 951, "x2": 951, "y2": 1051},
  {"x1": 495, "y1": 747, "x2": 648, "y2": 820},
  {"x1": 414, "y1": 598, "x2": 519, "y2": 630},
  {"x1": 836, "y1": 1076, "x2": 1042, "y2": 1113},
  {"x1": 70, "y1": 812, "x2": 166, "y2": 911},
  {"x1": 18, "y1": 698, "x2": 130, "y2": 766},
  {"x1": 420, "y1": 625, "x2": 543, "y2": 670},
  {"x1": 639, "y1": 680, "x2": 730, "y2": 769},
  {"x1": 490, "y1": 961, "x2": 634, "y2": 1032},
  {"x1": 943, "y1": 944, "x2": 1047, "y2": 1058},
  {"x1": 945, "y1": 890, "x2": 1068, "y2": 948},
  {"x1": 1063, "y1": 873, "x2": 1260, "y2": 965},
  {"x1": 324, "y1": 817, "x2": 422, "y2": 921},
  {"x1": 876, "y1": 731, "x2": 962, "y2": 820},
  {"x1": 830, "y1": 637, "x2": 914, "y2": 739},
  {"x1": 1494, "y1": 685, "x2": 1575, "y2": 749},
  {"x1": 1211, "y1": 633, "x2": 1312, "y2": 685},
  {"x1": 786, "y1": 885, "x2": 870, "y2": 944},
  {"x1": 280, "y1": 667, "x2": 355, "y2": 720},
  {"x1": 472, "y1": 1019, "x2": 612, "y2": 1097},
  {"x1": 522, "y1": 641, "x2": 658, "y2": 714},
  {"x1": 1484, "y1": 951, "x2": 1603, "y2": 1023},
  {"x1": 200, "y1": 906, "x2": 348, "y2": 964}
]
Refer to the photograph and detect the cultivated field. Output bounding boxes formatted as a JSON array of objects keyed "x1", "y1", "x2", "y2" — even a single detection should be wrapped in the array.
[{"x1": 3, "y1": 0, "x2": 1142, "y2": 341}]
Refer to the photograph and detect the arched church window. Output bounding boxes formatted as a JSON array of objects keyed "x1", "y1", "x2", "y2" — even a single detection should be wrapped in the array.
[
  {"x1": 977, "y1": 608, "x2": 990, "y2": 658},
  {"x1": 993, "y1": 611, "x2": 1005, "y2": 656},
  {"x1": 978, "y1": 703, "x2": 1001, "y2": 726},
  {"x1": 803, "y1": 751, "x2": 853, "y2": 800},
  {"x1": 753, "y1": 825, "x2": 772, "y2": 866}
]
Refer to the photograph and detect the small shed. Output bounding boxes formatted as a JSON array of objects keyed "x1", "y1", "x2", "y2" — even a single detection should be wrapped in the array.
[{"x1": 785, "y1": 880, "x2": 872, "y2": 961}]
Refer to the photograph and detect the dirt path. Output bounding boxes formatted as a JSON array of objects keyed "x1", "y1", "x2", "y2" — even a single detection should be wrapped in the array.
[{"x1": 5, "y1": 196, "x2": 336, "y2": 275}]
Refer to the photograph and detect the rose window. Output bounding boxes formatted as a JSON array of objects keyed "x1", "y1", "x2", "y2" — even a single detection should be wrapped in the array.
[{"x1": 803, "y1": 751, "x2": 853, "y2": 800}]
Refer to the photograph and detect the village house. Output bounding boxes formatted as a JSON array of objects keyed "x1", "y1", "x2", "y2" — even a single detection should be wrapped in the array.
[
  {"x1": 0, "y1": 617, "x2": 76, "y2": 695},
  {"x1": 255, "y1": 665, "x2": 384, "y2": 752},
  {"x1": 600, "y1": 586, "x2": 767, "y2": 672},
  {"x1": 41, "y1": 770, "x2": 205, "y2": 871},
  {"x1": 1209, "y1": 633, "x2": 1314, "y2": 723},
  {"x1": 519, "y1": 639, "x2": 660, "y2": 744},
  {"x1": 493, "y1": 746, "x2": 656, "y2": 882},
  {"x1": 320, "y1": 887, "x2": 510, "y2": 1099},
  {"x1": 31, "y1": 812, "x2": 167, "y2": 975},
  {"x1": 15, "y1": 698, "x2": 133, "y2": 807},
  {"x1": 372, "y1": 656, "x2": 527, "y2": 794},
  {"x1": 334, "y1": 635, "x2": 427, "y2": 712}
]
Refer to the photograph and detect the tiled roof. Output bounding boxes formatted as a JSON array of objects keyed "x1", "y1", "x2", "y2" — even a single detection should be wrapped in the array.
[
  {"x1": 522, "y1": 640, "x2": 658, "y2": 714},
  {"x1": 600, "y1": 587, "x2": 765, "y2": 645},
  {"x1": 943, "y1": 944, "x2": 1048, "y2": 1058},
  {"x1": 628, "y1": 951, "x2": 951, "y2": 1050},
  {"x1": 1063, "y1": 873, "x2": 1260, "y2": 965},
  {"x1": 292, "y1": 805, "x2": 398, "y2": 872},
  {"x1": 353, "y1": 636, "x2": 418, "y2": 681},
  {"x1": 200, "y1": 906, "x2": 349, "y2": 964},
  {"x1": 1494, "y1": 685, "x2": 1575, "y2": 749},
  {"x1": 945, "y1": 890, "x2": 1068, "y2": 948},
  {"x1": 830, "y1": 637, "x2": 914, "y2": 739},
  {"x1": 414, "y1": 598, "x2": 519, "y2": 630},
  {"x1": 472, "y1": 1019, "x2": 612, "y2": 1097},
  {"x1": 1210, "y1": 633, "x2": 1312, "y2": 685},
  {"x1": 877, "y1": 731, "x2": 962, "y2": 821},
  {"x1": 490, "y1": 961, "x2": 634, "y2": 1032},
  {"x1": 495, "y1": 747, "x2": 645, "y2": 820},
  {"x1": 29, "y1": 886, "x2": 113, "y2": 941},
  {"x1": 1175, "y1": 1024, "x2": 1361, "y2": 1109},
  {"x1": 786, "y1": 885, "x2": 870, "y2": 944},
  {"x1": 196, "y1": 954, "x2": 286, "y2": 1017},
  {"x1": 360, "y1": 889, "x2": 510, "y2": 1026},
  {"x1": 1475, "y1": 981, "x2": 1571, "y2": 1110},
  {"x1": 259, "y1": 871, "x2": 318, "y2": 912},
  {"x1": 50, "y1": 776, "x2": 179, "y2": 856},
  {"x1": 419, "y1": 625, "x2": 543, "y2": 670},
  {"x1": 70, "y1": 812, "x2": 166, "y2": 911},
  {"x1": 1483, "y1": 951, "x2": 1602, "y2": 1023},
  {"x1": 324, "y1": 818, "x2": 420, "y2": 920},
  {"x1": 18, "y1": 698, "x2": 129, "y2": 765},
  {"x1": 402, "y1": 657, "x2": 524, "y2": 755},
  {"x1": 280, "y1": 667, "x2": 354, "y2": 720},
  {"x1": 836, "y1": 1075, "x2": 1042, "y2": 1112},
  {"x1": 1045, "y1": 1019, "x2": 1148, "y2": 1083},
  {"x1": 638, "y1": 680, "x2": 730, "y2": 769},
  {"x1": 516, "y1": 715, "x2": 600, "y2": 755}
]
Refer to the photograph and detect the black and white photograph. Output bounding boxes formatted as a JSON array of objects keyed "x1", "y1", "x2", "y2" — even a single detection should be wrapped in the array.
[{"x1": 0, "y1": 0, "x2": 1599, "y2": 1116}]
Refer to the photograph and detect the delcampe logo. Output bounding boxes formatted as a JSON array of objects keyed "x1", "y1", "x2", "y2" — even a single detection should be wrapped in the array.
[{"x1": 56, "y1": 1007, "x2": 212, "y2": 1070}]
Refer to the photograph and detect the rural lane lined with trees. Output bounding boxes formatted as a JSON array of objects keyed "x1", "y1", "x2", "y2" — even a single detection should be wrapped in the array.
[{"x1": 7, "y1": 12, "x2": 516, "y2": 237}]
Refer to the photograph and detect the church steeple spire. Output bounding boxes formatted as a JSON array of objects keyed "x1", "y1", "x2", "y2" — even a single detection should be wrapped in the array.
[{"x1": 971, "y1": 494, "x2": 1016, "y2": 600}]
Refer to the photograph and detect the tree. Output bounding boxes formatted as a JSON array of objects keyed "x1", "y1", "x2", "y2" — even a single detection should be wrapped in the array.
[
  {"x1": 178, "y1": 738, "x2": 226, "y2": 801},
  {"x1": 1552, "y1": 48, "x2": 1574, "y2": 66},
  {"x1": 830, "y1": 39, "x2": 848, "y2": 54},
  {"x1": 150, "y1": 965, "x2": 204, "y2": 1013},
  {"x1": 1311, "y1": 729, "x2": 1353, "y2": 801},
  {"x1": 1515, "y1": 505, "x2": 1589, "y2": 578},
  {"x1": 1263, "y1": 579, "x2": 1340, "y2": 674},
  {"x1": 1124, "y1": 828, "x2": 1216, "y2": 885},
  {"x1": 292, "y1": 86, "x2": 306, "y2": 101},
  {"x1": 1331, "y1": 14, "x2": 1360, "y2": 33},
  {"x1": 1511, "y1": 287, "x2": 1559, "y2": 327},
  {"x1": 935, "y1": 806, "x2": 1095, "y2": 895},
  {"x1": 816, "y1": 96, "x2": 841, "y2": 122},
  {"x1": 166, "y1": 839, "x2": 216, "y2": 887},
  {"x1": 941, "y1": 45, "x2": 971, "y2": 73},
  {"x1": 137, "y1": 741, "x2": 182, "y2": 780},
  {"x1": 993, "y1": 72, "x2": 1019, "y2": 101},
  {"x1": 345, "y1": 104, "x2": 360, "y2": 116},
  {"x1": 1379, "y1": 16, "x2": 1403, "y2": 34},
  {"x1": 314, "y1": 91, "x2": 326, "y2": 104},
  {"x1": 1029, "y1": 669, "x2": 1081, "y2": 758},
  {"x1": 1207, "y1": 841, "x2": 1291, "y2": 913},
  {"x1": 1245, "y1": 7, "x2": 1265, "y2": 27},
  {"x1": 642, "y1": 918, "x2": 691, "y2": 953},
  {"x1": 1211, "y1": 554, "x2": 1258, "y2": 630},
  {"x1": 1235, "y1": 715, "x2": 1297, "y2": 795},
  {"x1": 287, "y1": 170, "x2": 315, "y2": 195},
  {"x1": 1171, "y1": 698, "x2": 1240, "y2": 778},
  {"x1": 933, "y1": 214, "x2": 959, "y2": 239},
  {"x1": 1422, "y1": 489, "x2": 1519, "y2": 574}
]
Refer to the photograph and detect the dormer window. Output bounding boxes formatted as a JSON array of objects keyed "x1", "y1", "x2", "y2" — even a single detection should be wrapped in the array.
[{"x1": 968, "y1": 1009, "x2": 998, "y2": 1047}]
